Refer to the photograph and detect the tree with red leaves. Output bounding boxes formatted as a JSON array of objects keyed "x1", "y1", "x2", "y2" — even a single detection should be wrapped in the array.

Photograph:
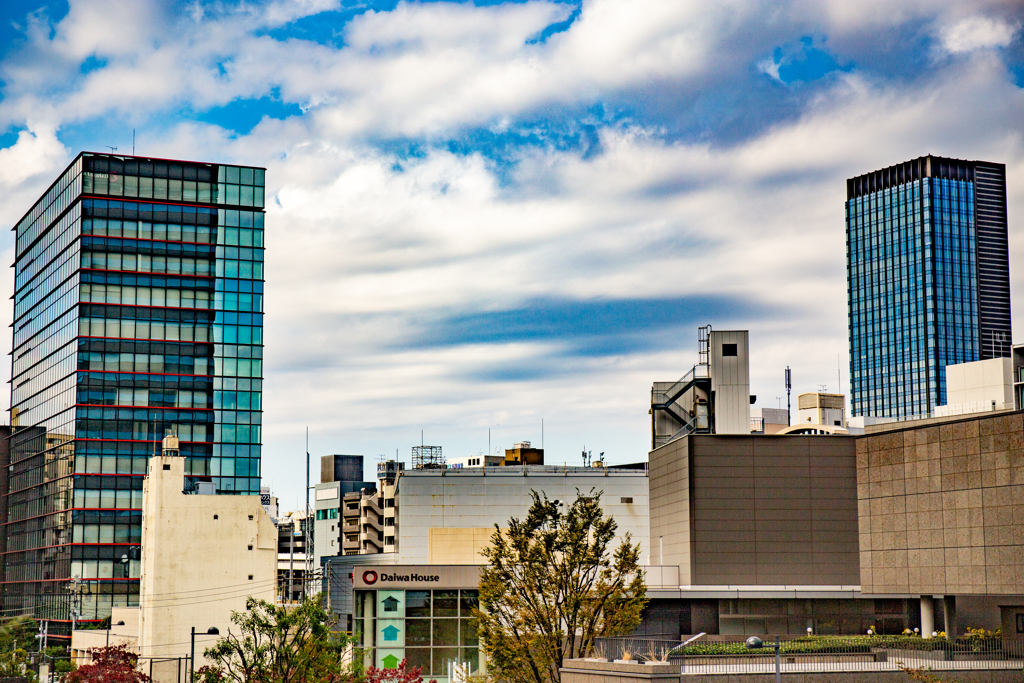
[
  {"x1": 67, "y1": 645, "x2": 151, "y2": 683},
  {"x1": 363, "y1": 659, "x2": 436, "y2": 683}
]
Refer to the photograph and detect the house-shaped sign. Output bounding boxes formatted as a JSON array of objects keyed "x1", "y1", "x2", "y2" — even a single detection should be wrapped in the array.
[
  {"x1": 381, "y1": 654, "x2": 400, "y2": 669},
  {"x1": 382, "y1": 625, "x2": 400, "y2": 642},
  {"x1": 382, "y1": 596, "x2": 400, "y2": 612}
]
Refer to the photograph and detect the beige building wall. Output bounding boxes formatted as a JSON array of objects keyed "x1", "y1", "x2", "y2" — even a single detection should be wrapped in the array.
[
  {"x1": 427, "y1": 528, "x2": 496, "y2": 564},
  {"x1": 396, "y1": 467, "x2": 648, "y2": 566},
  {"x1": 709, "y1": 330, "x2": 750, "y2": 434},
  {"x1": 936, "y1": 358, "x2": 1014, "y2": 417},
  {"x1": 858, "y1": 412, "x2": 1024, "y2": 595},
  {"x1": 139, "y1": 454, "x2": 277, "y2": 666}
]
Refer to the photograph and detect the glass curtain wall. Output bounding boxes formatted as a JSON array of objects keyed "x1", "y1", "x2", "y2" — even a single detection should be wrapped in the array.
[
  {"x1": 5, "y1": 153, "x2": 265, "y2": 635},
  {"x1": 354, "y1": 589, "x2": 480, "y2": 680},
  {"x1": 847, "y1": 176, "x2": 978, "y2": 419}
]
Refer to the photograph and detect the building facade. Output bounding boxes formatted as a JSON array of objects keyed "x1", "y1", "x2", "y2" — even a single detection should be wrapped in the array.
[
  {"x1": 847, "y1": 155, "x2": 1010, "y2": 420},
  {"x1": 5, "y1": 152, "x2": 265, "y2": 632},
  {"x1": 70, "y1": 444, "x2": 276, "y2": 680}
]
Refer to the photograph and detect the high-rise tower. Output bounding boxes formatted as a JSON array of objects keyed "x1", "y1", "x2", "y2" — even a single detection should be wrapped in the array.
[
  {"x1": 4, "y1": 153, "x2": 265, "y2": 635},
  {"x1": 847, "y1": 155, "x2": 1010, "y2": 419}
]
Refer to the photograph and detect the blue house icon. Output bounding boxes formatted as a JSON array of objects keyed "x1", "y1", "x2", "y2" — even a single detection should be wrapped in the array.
[{"x1": 382, "y1": 625, "x2": 400, "y2": 642}]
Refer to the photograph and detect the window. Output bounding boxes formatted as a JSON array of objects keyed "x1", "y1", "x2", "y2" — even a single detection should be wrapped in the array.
[
  {"x1": 1017, "y1": 613, "x2": 1024, "y2": 634},
  {"x1": 162, "y1": 464, "x2": 170, "y2": 470},
  {"x1": 722, "y1": 343, "x2": 737, "y2": 357},
  {"x1": 247, "y1": 545, "x2": 252, "y2": 550},
  {"x1": 248, "y1": 575, "x2": 253, "y2": 580},
  {"x1": 620, "y1": 497, "x2": 633, "y2": 504}
]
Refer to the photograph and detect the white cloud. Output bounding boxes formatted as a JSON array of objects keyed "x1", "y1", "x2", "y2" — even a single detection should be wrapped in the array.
[
  {"x1": 941, "y1": 15, "x2": 1019, "y2": 53},
  {"x1": 1, "y1": 0, "x2": 1023, "y2": 502}
]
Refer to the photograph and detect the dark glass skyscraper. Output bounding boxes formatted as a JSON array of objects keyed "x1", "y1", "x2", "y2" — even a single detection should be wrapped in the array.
[
  {"x1": 3, "y1": 153, "x2": 265, "y2": 634},
  {"x1": 847, "y1": 155, "x2": 1010, "y2": 420}
]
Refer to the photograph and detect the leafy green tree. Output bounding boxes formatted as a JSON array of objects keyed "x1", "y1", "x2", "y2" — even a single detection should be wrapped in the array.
[
  {"x1": 0, "y1": 616, "x2": 37, "y2": 652},
  {"x1": 0, "y1": 647, "x2": 29, "y2": 677},
  {"x1": 203, "y1": 596, "x2": 354, "y2": 683},
  {"x1": 476, "y1": 490, "x2": 647, "y2": 683}
]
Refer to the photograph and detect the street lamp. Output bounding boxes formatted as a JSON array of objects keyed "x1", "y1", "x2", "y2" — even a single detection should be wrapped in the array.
[
  {"x1": 190, "y1": 627, "x2": 220, "y2": 683},
  {"x1": 745, "y1": 636, "x2": 781, "y2": 683}
]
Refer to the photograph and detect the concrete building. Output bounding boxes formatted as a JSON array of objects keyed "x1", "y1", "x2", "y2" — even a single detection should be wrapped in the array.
[
  {"x1": 797, "y1": 392, "x2": 846, "y2": 428},
  {"x1": 277, "y1": 510, "x2": 310, "y2": 602},
  {"x1": 641, "y1": 433, "x2": 891, "y2": 637},
  {"x1": 313, "y1": 454, "x2": 376, "y2": 567},
  {"x1": 935, "y1": 357, "x2": 1014, "y2": 417},
  {"x1": 377, "y1": 460, "x2": 403, "y2": 554},
  {"x1": 341, "y1": 488, "x2": 384, "y2": 556},
  {"x1": 651, "y1": 326, "x2": 752, "y2": 448},
  {"x1": 750, "y1": 407, "x2": 789, "y2": 435},
  {"x1": 502, "y1": 442, "x2": 544, "y2": 465},
  {"x1": 393, "y1": 465, "x2": 648, "y2": 565},
  {"x1": 448, "y1": 455, "x2": 503, "y2": 468},
  {"x1": 70, "y1": 440, "x2": 276, "y2": 678},
  {"x1": 857, "y1": 411, "x2": 1024, "y2": 636}
]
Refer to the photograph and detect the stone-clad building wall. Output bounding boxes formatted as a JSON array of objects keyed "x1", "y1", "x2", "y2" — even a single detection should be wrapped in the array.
[{"x1": 858, "y1": 411, "x2": 1024, "y2": 595}]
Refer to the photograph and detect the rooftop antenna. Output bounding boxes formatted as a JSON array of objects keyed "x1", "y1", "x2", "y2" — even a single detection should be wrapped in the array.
[
  {"x1": 105, "y1": 146, "x2": 117, "y2": 154},
  {"x1": 785, "y1": 367, "x2": 792, "y2": 426},
  {"x1": 818, "y1": 384, "x2": 828, "y2": 393}
]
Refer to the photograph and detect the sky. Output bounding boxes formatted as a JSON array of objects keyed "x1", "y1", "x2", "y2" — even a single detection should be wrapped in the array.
[{"x1": 1, "y1": 0, "x2": 1023, "y2": 511}]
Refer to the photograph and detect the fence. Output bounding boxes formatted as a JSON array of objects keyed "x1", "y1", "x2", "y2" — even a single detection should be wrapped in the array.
[
  {"x1": 594, "y1": 636, "x2": 1024, "y2": 674},
  {"x1": 32, "y1": 655, "x2": 190, "y2": 683}
]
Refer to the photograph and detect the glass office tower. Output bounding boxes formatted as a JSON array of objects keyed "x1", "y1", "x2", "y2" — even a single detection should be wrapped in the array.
[
  {"x1": 4, "y1": 153, "x2": 265, "y2": 635},
  {"x1": 847, "y1": 155, "x2": 1010, "y2": 419}
]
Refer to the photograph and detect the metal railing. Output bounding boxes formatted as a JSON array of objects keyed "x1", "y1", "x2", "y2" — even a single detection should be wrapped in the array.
[{"x1": 594, "y1": 636, "x2": 1024, "y2": 674}]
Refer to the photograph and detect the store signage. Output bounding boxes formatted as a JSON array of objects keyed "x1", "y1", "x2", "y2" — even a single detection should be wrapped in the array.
[
  {"x1": 379, "y1": 573, "x2": 439, "y2": 582},
  {"x1": 354, "y1": 564, "x2": 481, "y2": 588}
]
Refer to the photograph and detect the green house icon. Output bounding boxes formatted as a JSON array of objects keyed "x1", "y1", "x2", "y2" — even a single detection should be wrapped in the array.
[
  {"x1": 382, "y1": 625, "x2": 400, "y2": 642},
  {"x1": 382, "y1": 654, "x2": 400, "y2": 669}
]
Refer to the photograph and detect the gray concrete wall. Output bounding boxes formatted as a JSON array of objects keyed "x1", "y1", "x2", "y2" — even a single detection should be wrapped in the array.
[
  {"x1": 649, "y1": 435, "x2": 859, "y2": 588},
  {"x1": 690, "y1": 436, "x2": 860, "y2": 586},
  {"x1": 649, "y1": 438, "x2": 692, "y2": 583}
]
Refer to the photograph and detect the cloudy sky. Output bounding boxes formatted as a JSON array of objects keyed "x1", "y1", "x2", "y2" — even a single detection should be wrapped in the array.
[{"x1": 1, "y1": 0, "x2": 1023, "y2": 509}]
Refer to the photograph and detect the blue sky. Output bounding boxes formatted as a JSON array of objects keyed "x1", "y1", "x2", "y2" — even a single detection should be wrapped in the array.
[{"x1": 0, "y1": 0, "x2": 1022, "y2": 509}]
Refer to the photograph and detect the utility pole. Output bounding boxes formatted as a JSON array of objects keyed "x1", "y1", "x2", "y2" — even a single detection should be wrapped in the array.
[
  {"x1": 304, "y1": 427, "x2": 310, "y2": 601},
  {"x1": 288, "y1": 517, "x2": 295, "y2": 603}
]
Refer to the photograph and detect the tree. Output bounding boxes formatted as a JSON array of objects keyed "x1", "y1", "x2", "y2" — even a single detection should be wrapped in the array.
[
  {"x1": 67, "y1": 645, "x2": 150, "y2": 683},
  {"x1": 203, "y1": 596, "x2": 353, "y2": 683},
  {"x1": 0, "y1": 616, "x2": 37, "y2": 653},
  {"x1": 363, "y1": 658, "x2": 435, "y2": 683},
  {"x1": 476, "y1": 489, "x2": 647, "y2": 683}
]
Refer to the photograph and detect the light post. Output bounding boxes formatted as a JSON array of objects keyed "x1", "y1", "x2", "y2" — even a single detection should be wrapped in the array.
[
  {"x1": 745, "y1": 636, "x2": 781, "y2": 683},
  {"x1": 190, "y1": 627, "x2": 220, "y2": 683}
]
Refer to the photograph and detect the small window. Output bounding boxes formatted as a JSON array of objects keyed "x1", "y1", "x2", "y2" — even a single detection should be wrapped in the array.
[
  {"x1": 722, "y1": 343, "x2": 737, "y2": 357},
  {"x1": 1017, "y1": 613, "x2": 1024, "y2": 634},
  {"x1": 248, "y1": 515, "x2": 253, "y2": 520},
  {"x1": 248, "y1": 575, "x2": 253, "y2": 581},
  {"x1": 162, "y1": 464, "x2": 171, "y2": 471},
  {"x1": 213, "y1": 515, "x2": 218, "y2": 520},
  {"x1": 247, "y1": 545, "x2": 253, "y2": 550},
  {"x1": 621, "y1": 497, "x2": 633, "y2": 504},
  {"x1": 834, "y1": 420, "x2": 841, "y2": 426}
]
